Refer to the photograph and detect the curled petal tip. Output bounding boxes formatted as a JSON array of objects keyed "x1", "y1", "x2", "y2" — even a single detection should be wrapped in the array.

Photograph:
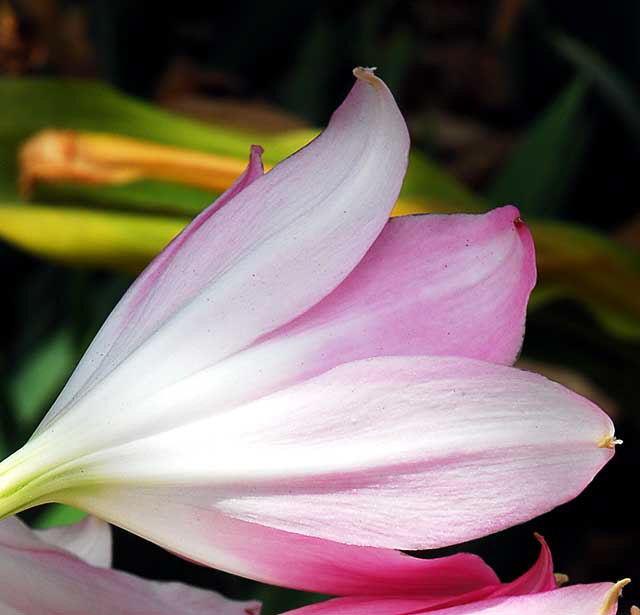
[
  {"x1": 601, "y1": 579, "x2": 631, "y2": 614},
  {"x1": 497, "y1": 204, "x2": 524, "y2": 227},
  {"x1": 353, "y1": 66, "x2": 382, "y2": 87},
  {"x1": 598, "y1": 435, "x2": 623, "y2": 449}
]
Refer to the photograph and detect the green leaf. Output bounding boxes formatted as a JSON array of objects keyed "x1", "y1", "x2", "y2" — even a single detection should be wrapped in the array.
[
  {"x1": 33, "y1": 504, "x2": 87, "y2": 529},
  {"x1": 487, "y1": 77, "x2": 592, "y2": 216},
  {"x1": 528, "y1": 219, "x2": 640, "y2": 338},
  {"x1": 34, "y1": 180, "x2": 217, "y2": 217},
  {"x1": 0, "y1": 76, "x2": 314, "y2": 203},
  {"x1": 0, "y1": 77, "x2": 309, "y2": 163},
  {"x1": 0, "y1": 203, "x2": 187, "y2": 272},
  {"x1": 8, "y1": 327, "x2": 75, "y2": 432},
  {"x1": 403, "y1": 152, "x2": 484, "y2": 211}
]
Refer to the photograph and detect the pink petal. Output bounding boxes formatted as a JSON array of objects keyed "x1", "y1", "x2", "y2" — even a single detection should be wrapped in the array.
[
  {"x1": 282, "y1": 583, "x2": 624, "y2": 615},
  {"x1": 329, "y1": 532, "x2": 555, "y2": 614},
  {"x1": 397, "y1": 533, "x2": 558, "y2": 611},
  {"x1": 0, "y1": 516, "x2": 259, "y2": 615},
  {"x1": 36, "y1": 68, "x2": 409, "y2": 443},
  {"x1": 488, "y1": 534, "x2": 556, "y2": 596},
  {"x1": 262, "y1": 205, "x2": 535, "y2": 367},
  {"x1": 52, "y1": 496, "x2": 499, "y2": 595}
]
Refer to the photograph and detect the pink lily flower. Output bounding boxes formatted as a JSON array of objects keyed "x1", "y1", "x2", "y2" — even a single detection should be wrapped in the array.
[
  {"x1": 0, "y1": 68, "x2": 617, "y2": 593},
  {"x1": 0, "y1": 515, "x2": 259, "y2": 614}
]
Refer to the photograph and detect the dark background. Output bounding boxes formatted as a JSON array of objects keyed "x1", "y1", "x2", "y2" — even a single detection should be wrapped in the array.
[{"x1": 1, "y1": 0, "x2": 639, "y2": 613}]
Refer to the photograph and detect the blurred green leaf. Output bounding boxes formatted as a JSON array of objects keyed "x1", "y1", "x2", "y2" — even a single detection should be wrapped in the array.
[
  {"x1": 33, "y1": 504, "x2": 87, "y2": 529},
  {"x1": 403, "y1": 152, "x2": 483, "y2": 210},
  {"x1": 8, "y1": 327, "x2": 75, "y2": 432},
  {"x1": 528, "y1": 220, "x2": 640, "y2": 338},
  {"x1": 550, "y1": 32, "x2": 640, "y2": 142},
  {"x1": 0, "y1": 77, "x2": 313, "y2": 204},
  {"x1": 35, "y1": 180, "x2": 216, "y2": 216},
  {"x1": 0, "y1": 203, "x2": 186, "y2": 272},
  {"x1": 0, "y1": 77, "x2": 308, "y2": 166},
  {"x1": 487, "y1": 77, "x2": 592, "y2": 216},
  {"x1": 0, "y1": 413, "x2": 9, "y2": 459}
]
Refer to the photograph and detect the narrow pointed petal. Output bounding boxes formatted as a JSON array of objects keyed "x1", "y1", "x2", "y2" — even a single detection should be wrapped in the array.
[
  {"x1": 40, "y1": 497, "x2": 499, "y2": 595},
  {"x1": 36, "y1": 515, "x2": 112, "y2": 568},
  {"x1": 35, "y1": 68, "x2": 409, "y2": 444},
  {"x1": 489, "y1": 534, "x2": 556, "y2": 596},
  {"x1": 40, "y1": 356, "x2": 615, "y2": 580},
  {"x1": 0, "y1": 516, "x2": 259, "y2": 615},
  {"x1": 283, "y1": 583, "x2": 624, "y2": 615}
]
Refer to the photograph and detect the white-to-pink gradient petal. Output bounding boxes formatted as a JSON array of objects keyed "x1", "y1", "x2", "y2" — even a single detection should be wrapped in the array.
[
  {"x1": 44, "y1": 497, "x2": 499, "y2": 595},
  {"x1": 202, "y1": 357, "x2": 612, "y2": 548},
  {"x1": 52, "y1": 356, "x2": 615, "y2": 575},
  {"x1": 0, "y1": 516, "x2": 259, "y2": 615},
  {"x1": 36, "y1": 67, "x2": 409, "y2": 441},
  {"x1": 282, "y1": 583, "x2": 624, "y2": 615}
]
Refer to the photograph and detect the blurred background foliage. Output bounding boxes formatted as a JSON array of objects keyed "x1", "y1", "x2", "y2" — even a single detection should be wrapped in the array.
[{"x1": 0, "y1": 0, "x2": 639, "y2": 612}]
